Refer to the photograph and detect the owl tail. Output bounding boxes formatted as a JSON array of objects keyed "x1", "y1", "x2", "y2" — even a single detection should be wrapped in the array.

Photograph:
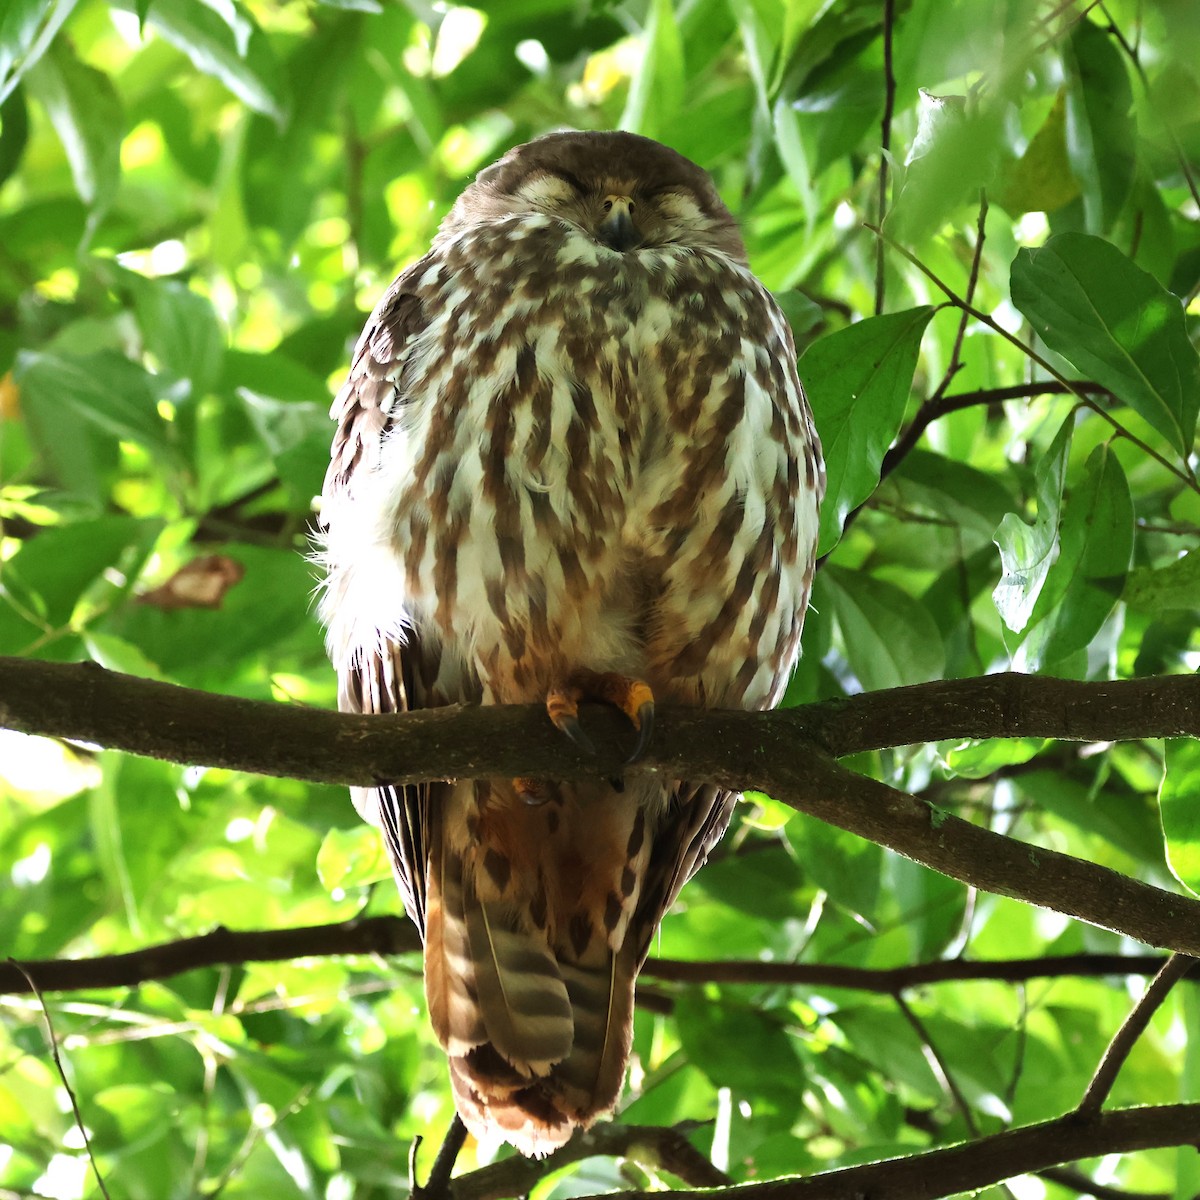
[{"x1": 423, "y1": 801, "x2": 640, "y2": 1156}]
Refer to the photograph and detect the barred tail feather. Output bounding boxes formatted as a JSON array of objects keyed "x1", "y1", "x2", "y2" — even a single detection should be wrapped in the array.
[
  {"x1": 445, "y1": 945, "x2": 638, "y2": 1157},
  {"x1": 424, "y1": 840, "x2": 486, "y2": 1056}
]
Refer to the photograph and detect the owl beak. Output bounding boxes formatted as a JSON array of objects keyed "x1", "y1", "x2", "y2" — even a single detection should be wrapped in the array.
[{"x1": 597, "y1": 195, "x2": 642, "y2": 251}]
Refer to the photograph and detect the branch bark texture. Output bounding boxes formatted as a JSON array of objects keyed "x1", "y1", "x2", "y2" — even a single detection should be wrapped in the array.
[
  {"x1": 570, "y1": 1105, "x2": 1200, "y2": 1200},
  {"x1": 3, "y1": 660, "x2": 1200, "y2": 954}
]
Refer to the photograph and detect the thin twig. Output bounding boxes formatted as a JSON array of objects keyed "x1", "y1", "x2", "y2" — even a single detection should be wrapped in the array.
[
  {"x1": 7, "y1": 960, "x2": 112, "y2": 1200},
  {"x1": 931, "y1": 191, "x2": 989, "y2": 405},
  {"x1": 415, "y1": 1115, "x2": 469, "y2": 1200},
  {"x1": 1077, "y1": 953, "x2": 1194, "y2": 1115},
  {"x1": 865, "y1": 221, "x2": 1199, "y2": 491},
  {"x1": 874, "y1": 0, "x2": 897, "y2": 315},
  {"x1": 894, "y1": 992, "x2": 979, "y2": 1136},
  {"x1": 1039, "y1": 1165, "x2": 1168, "y2": 1200}
]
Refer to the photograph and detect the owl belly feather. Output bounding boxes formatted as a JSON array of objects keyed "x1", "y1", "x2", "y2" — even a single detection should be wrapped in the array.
[{"x1": 383, "y1": 215, "x2": 817, "y2": 712}]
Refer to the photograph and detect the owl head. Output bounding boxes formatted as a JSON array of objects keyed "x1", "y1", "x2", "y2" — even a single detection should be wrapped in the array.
[{"x1": 440, "y1": 130, "x2": 748, "y2": 264}]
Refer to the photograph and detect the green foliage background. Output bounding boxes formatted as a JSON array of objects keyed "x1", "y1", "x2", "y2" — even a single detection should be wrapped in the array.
[{"x1": 1, "y1": 0, "x2": 1200, "y2": 1195}]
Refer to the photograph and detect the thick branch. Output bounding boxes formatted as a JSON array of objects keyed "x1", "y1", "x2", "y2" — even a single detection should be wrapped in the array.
[
  {"x1": 572, "y1": 1105, "x2": 1200, "y2": 1200},
  {"x1": 452, "y1": 1122, "x2": 730, "y2": 1200},
  {"x1": 5, "y1": 661, "x2": 1200, "y2": 954},
  {"x1": 1, "y1": 915, "x2": 1184, "y2": 998},
  {"x1": 3, "y1": 659, "x2": 1199, "y2": 784}
]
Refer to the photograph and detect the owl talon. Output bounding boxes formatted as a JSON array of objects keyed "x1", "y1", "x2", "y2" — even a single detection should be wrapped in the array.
[
  {"x1": 625, "y1": 700, "x2": 655, "y2": 765},
  {"x1": 554, "y1": 712, "x2": 597, "y2": 756}
]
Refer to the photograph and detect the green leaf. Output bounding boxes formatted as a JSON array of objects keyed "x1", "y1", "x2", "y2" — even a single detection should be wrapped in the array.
[
  {"x1": 800, "y1": 306, "x2": 935, "y2": 556},
  {"x1": 24, "y1": 38, "x2": 123, "y2": 219},
  {"x1": 128, "y1": 274, "x2": 226, "y2": 399},
  {"x1": 993, "y1": 91, "x2": 1080, "y2": 215},
  {"x1": 820, "y1": 566, "x2": 945, "y2": 690},
  {"x1": 0, "y1": 516, "x2": 158, "y2": 632},
  {"x1": 945, "y1": 738, "x2": 1048, "y2": 779},
  {"x1": 129, "y1": 0, "x2": 287, "y2": 122},
  {"x1": 1125, "y1": 552, "x2": 1200, "y2": 613},
  {"x1": 1064, "y1": 19, "x2": 1135, "y2": 234},
  {"x1": 0, "y1": 0, "x2": 78, "y2": 105},
  {"x1": 1161, "y1": 737, "x2": 1200, "y2": 897},
  {"x1": 0, "y1": 85, "x2": 29, "y2": 188},
  {"x1": 316, "y1": 826, "x2": 390, "y2": 891},
  {"x1": 1010, "y1": 233, "x2": 1200, "y2": 455},
  {"x1": 992, "y1": 415, "x2": 1072, "y2": 634},
  {"x1": 786, "y1": 814, "x2": 881, "y2": 919},
  {"x1": 675, "y1": 993, "x2": 805, "y2": 1102},
  {"x1": 16, "y1": 349, "x2": 176, "y2": 464},
  {"x1": 888, "y1": 92, "x2": 1002, "y2": 243},
  {"x1": 1020, "y1": 441, "x2": 1133, "y2": 668},
  {"x1": 620, "y1": 0, "x2": 684, "y2": 138}
]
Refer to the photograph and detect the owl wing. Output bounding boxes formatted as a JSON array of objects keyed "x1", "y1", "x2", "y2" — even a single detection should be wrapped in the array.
[{"x1": 322, "y1": 256, "x2": 461, "y2": 937}]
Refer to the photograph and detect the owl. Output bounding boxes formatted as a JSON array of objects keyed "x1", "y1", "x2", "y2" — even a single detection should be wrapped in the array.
[{"x1": 320, "y1": 130, "x2": 823, "y2": 1156}]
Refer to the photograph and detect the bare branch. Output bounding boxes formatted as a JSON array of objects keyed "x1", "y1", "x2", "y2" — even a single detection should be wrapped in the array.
[
  {"x1": 8, "y1": 960, "x2": 113, "y2": 1200},
  {"x1": 0, "y1": 916, "x2": 420, "y2": 995},
  {"x1": 4, "y1": 659, "x2": 1200, "y2": 785},
  {"x1": 1078, "y1": 954, "x2": 1195, "y2": 1115},
  {"x1": 451, "y1": 1122, "x2": 730, "y2": 1200},
  {"x1": 5, "y1": 661, "x2": 1200, "y2": 956},
  {"x1": 570, "y1": 1105, "x2": 1200, "y2": 1200}
]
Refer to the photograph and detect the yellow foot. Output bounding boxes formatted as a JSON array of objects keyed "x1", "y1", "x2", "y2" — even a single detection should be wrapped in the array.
[
  {"x1": 545, "y1": 669, "x2": 656, "y2": 764},
  {"x1": 513, "y1": 777, "x2": 558, "y2": 806}
]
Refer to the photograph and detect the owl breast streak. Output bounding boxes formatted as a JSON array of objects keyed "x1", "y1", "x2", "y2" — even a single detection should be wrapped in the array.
[{"x1": 366, "y1": 212, "x2": 817, "y2": 713}]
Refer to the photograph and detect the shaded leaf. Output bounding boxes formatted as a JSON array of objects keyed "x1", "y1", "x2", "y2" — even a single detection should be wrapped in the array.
[
  {"x1": 1064, "y1": 19, "x2": 1135, "y2": 234},
  {"x1": 1124, "y1": 552, "x2": 1200, "y2": 613},
  {"x1": 993, "y1": 90, "x2": 1080, "y2": 215},
  {"x1": 820, "y1": 566, "x2": 945, "y2": 690},
  {"x1": 0, "y1": 85, "x2": 29, "y2": 188}
]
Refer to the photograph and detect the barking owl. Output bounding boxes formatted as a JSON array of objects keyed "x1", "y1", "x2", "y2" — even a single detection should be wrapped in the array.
[{"x1": 320, "y1": 130, "x2": 823, "y2": 1155}]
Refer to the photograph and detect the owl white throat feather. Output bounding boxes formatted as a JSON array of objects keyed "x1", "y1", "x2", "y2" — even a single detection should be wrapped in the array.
[{"x1": 320, "y1": 130, "x2": 823, "y2": 1156}]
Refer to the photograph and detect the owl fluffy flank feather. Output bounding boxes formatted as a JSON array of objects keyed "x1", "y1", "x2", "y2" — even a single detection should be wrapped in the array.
[{"x1": 320, "y1": 131, "x2": 823, "y2": 1156}]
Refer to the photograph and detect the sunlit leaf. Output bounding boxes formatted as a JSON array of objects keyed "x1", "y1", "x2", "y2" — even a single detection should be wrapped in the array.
[
  {"x1": 992, "y1": 414, "x2": 1072, "y2": 634},
  {"x1": 1161, "y1": 738, "x2": 1200, "y2": 897},
  {"x1": 0, "y1": 0, "x2": 78, "y2": 105},
  {"x1": 1020, "y1": 441, "x2": 1133, "y2": 668},
  {"x1": 1011, "y1": 234, "x2": 1200, "y2": 455},
  {"x1": 801, "y1": 306, "x2": 934, "y2": 556},
  {"x1": 24, "y1": 37, "x2": 122, "y2": 219}
]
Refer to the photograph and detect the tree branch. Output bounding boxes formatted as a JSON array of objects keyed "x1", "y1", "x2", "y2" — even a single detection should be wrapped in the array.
[
  {"x1": 0, "y1": 916, "x2": 421, "y2": 995},
  {"x1": 570, "y1": 1105, "x2": 1200, "y2": 1200},
  {"x1": 4, "y1": 659, "x2": 1200, "y2": 784},
  {"x1": 0, "y1": 914, "x2": 1190, "y2": 999},
  {"x1": 451, "y1": 1121, "x2": 730, "y2": 1200},
  {"x1": 1077, "y1": 954, "x2": 1195, "y2": 1115},
  {"x1": 5, "y1": 661, "x2": 1200, "y2": 954}
]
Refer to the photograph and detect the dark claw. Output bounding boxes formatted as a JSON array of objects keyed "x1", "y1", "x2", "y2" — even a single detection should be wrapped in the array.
[
  {"x1": 624, "y1": 701, "x2": 655, "y2": 765},
  {"x1": 556, "y1": 713, "x2": 597, "y2": 756}
]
